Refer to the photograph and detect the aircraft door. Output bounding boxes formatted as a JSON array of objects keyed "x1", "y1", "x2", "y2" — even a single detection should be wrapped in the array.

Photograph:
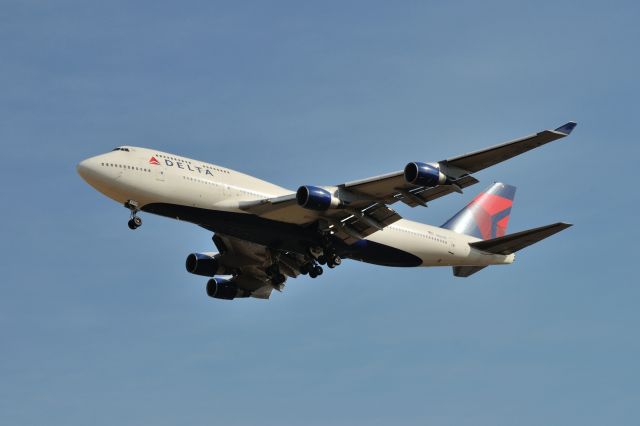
[{"x1": 448, "y1": 238, "x2": 458, "y2": 256}]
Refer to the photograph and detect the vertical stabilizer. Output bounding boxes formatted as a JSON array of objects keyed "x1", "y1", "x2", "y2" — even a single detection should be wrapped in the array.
[{"x1": 441, "y1": 182, "x2": 516, "y2": 240}]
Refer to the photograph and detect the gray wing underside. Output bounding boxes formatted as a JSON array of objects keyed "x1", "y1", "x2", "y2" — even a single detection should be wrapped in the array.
[
  {"x1": 212, "y1": 233, "x2": 308, "y2": 299},
  {"x1": 239, "y1": 197, "x2": 405, "y2": 245},
  {"x1": 238, "y1": 175, "x2": 479, "y2": 245}
]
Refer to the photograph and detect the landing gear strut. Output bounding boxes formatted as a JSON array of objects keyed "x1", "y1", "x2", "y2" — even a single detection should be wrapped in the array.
[{"x1": 125, "y1": 200, "x2": 142, "y2": 230}]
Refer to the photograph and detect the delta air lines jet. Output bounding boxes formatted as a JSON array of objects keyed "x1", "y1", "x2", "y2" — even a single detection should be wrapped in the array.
[{"x1": 77, "y1": 122, "x2": 576, "y2": 300}]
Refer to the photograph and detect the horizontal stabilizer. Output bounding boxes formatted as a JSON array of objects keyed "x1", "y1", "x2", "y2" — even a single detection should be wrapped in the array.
[
  {"x1": 469, "y1": 222, "x2": 572, "y2": 255},
  {"x1": 452, "y1": 266, "x2": 487, "y2": 277}
]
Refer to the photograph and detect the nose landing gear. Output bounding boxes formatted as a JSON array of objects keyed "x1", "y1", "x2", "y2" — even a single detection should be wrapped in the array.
[
  {"x1": 125, "y1": 200, "x2": 142, "y2": 230},
  {"x1": 128, "y1": 216, "x2": 142, "y2": 230}
]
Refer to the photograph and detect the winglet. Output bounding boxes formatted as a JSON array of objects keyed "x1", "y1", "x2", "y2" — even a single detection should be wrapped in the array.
[{"x1": 554, "y1": 121, "x2": 577, "y2": 135}]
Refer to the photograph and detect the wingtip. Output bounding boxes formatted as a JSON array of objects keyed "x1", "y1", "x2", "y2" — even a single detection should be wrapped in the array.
[{"x1": 554, "y1": 121, "x2": 577, "y2": 135}]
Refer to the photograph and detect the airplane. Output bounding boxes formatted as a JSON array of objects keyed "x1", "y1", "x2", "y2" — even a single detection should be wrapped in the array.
[{"x1": 77, "y1": 121, "x2": 577, "y2": 300}]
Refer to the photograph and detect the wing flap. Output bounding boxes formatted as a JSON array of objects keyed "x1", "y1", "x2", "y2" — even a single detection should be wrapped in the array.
[
  {"x1": 394, "y1": 175, "x2": 479, "y2": 207},
  {"x1": 332, "y1": 203, "x2": 402, "y2": 244},
  {"x1": 238, "y1": 193, "x2": 298, "y2": 216}
]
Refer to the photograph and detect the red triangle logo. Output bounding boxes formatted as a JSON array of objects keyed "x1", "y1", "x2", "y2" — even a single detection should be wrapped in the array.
[{"x1": 149, "y1": 156, "x2": 160, "y2": 165}]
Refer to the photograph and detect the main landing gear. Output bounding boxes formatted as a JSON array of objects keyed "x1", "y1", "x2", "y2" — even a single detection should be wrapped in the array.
[
  {"x1": 300, "y1": 262, "x2": 324, "y2": 279},
  {"x1": 299, "y1": 247, "x2": 342, "y2": 279},
  {"x1": 317, "y1": 253, "x2": 342, "y2": 269},
  {"x1": 125, "y1": 200, "x2": 142, "y2": 230}
]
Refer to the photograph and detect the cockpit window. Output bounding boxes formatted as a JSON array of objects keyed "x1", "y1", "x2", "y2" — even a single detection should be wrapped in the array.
[{"x1": 112, "y1": 147, "x2": 130, "y2": 152}]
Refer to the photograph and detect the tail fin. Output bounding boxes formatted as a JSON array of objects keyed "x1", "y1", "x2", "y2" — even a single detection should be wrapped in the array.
[{"x1": 442, "y1": 182, "x2": 516, "y2": 240}]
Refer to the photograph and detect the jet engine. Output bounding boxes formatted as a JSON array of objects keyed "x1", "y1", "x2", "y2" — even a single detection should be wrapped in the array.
[
  {"x1": 206, "y1": 277, "x2": 247, "y2": 300},
  {"x1": 296, "y1": 185, "x2": 342, "y2": 211},
  {"x1": 186, "y1": 252, "x2": 225, "y2": 277},
  {"x1": 404, "y1": 162, "x2": 448, "y2": 187}
]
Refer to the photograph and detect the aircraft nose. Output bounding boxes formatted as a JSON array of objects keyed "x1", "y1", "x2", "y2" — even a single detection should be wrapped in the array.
[
  {"x1": 77, "y1": 157, "x2": 101, "y2": 183},
  {"x1": 77, "y1": 158, "x2": 91, "y2": 180}
]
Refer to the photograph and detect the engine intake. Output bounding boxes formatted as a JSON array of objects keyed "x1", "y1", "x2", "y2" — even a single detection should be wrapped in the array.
[
  {"x1": 296, "y1": 185, "x2": 341, "y2": 211},
  {"x1": 186, "y1": 252, "x2": 221, "y2": 277},
  {"x1": 404, "y1": 162, "x2": 447, "y2": 187},
  {"x1": 206, "y1": 278, "x2": 246, "y2": 300}
]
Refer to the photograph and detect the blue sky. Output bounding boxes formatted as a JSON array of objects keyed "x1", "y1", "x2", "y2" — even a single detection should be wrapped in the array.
[{"x1": 1, "y1": 1, "x2": 639, "y2": 424}]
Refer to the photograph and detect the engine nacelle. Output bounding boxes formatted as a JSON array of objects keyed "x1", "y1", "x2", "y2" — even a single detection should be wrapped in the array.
[
  {"x1": 186, "y1": 252, "x2": 223, "y2": 277},
  {"x1": 206, "y1": 278, "x2": 247, "y2": 300},
  {"x1": 404, "y1": 162, "x2": 447, "y2": 187},
  {"x1": 296, "y1": 185, "x2": 342, "y2": 211}
]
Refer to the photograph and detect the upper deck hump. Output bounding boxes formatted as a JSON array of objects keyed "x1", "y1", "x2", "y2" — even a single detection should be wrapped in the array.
[{"x1": 124, "y1": 146, "x2": 293, "y2": 196}]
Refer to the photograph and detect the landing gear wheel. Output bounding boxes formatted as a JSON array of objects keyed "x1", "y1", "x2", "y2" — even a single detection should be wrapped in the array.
[
  {"x1": 300, "y1": 263, "x2": 311, "y2": 275},
  {"x1": 327, "y1": 254, "x2": 341, "y2": 268},
  {"x1": 127, "y1": 216, "x2": 142, "y2": 230},
  {"x1": 313, "y1": 265, "x2": 323, "y2": 276},
  {"x1": 309, "y1": 269, "x2": 318, "y2": 279},
  {"x1": 317, "y1": 255, "x2": 327, "y2": 265}
]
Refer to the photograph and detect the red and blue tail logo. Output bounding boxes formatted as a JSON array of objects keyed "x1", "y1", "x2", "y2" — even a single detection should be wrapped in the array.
[{"x1": 441, "y1": 183, "x2": 516, "y2": 240}]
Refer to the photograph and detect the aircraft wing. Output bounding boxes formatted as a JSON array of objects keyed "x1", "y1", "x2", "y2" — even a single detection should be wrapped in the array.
[
  {"x1": 441, "y1": 121, "x2": 577, "y2": 174},
  {"x1": 342, "y1": 121, "x2": 576, "y2": 207},
  {"x1": 240, "y1": 122, "x2": 576, "y2": 244},
  {"x1": 343, "y1": 173, "x2": 479, "y2": 207},
  {"x1": 212, "y1": 233, "x2": 308, "y2": 299},
  {"x1": 240, "y1": 197, "x2": 403, "y2": 245}
]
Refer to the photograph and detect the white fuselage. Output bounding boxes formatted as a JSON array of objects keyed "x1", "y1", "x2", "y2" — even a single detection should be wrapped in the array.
[{"x1": 77, "y1": 146, "x2": 514, "y2": 268}]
